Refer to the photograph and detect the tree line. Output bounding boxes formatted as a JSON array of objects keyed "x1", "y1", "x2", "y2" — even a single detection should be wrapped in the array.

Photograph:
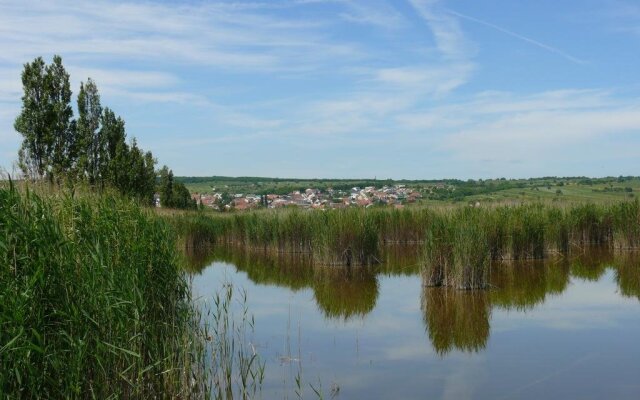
[{"x1": 13, "y1": 55, "x2": 195, "y2": 209}]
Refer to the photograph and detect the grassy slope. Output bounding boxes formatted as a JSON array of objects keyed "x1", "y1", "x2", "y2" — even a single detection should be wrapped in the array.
[{"x1": 468, "y1": 180, "x2": 640, "y2": 203}]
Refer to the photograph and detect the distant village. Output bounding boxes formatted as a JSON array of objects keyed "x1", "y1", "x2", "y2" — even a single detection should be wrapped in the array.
[{"x1": 189, "y1": 185, "x2": 424, "y2": 211}]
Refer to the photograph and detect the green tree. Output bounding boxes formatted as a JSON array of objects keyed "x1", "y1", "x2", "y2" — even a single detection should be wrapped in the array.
[
  {"x1": 99, "y1": 107, "x2": 126, "y2": 184},
  {"x1": 158, "y1": 165, "x2": 195, "y2": 209},
  {"x1": 159, "y1": 165, "x2": 174, "y2": 208},
  {"x1": 47, "y1": 56, "x2": 74, "y2": 179},
  {"x1": 14, "y1": 56, "x2": 73, "y2": 180},
  {"x1": 126, "y1": 139, "x2": 156, "y2": 205},
  {"x1": 76, "y1": 78, "x2": 103, "y2": 185},
  {"x1": 13, "y1": 55, "x2": 166, "y2": 207}
]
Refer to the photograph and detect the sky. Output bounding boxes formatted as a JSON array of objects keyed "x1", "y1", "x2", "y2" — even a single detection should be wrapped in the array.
[{"x1": 0, "y1": 0, "x2": 639, "y2": 179}]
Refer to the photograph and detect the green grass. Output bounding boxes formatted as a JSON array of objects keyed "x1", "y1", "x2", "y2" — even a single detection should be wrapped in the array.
[
  {"x1": 0, "y1": 183, "x2": 210, "y2": 398},
  {"x1": 466, "y1": 179, "x2": 640, "y2": 203}
]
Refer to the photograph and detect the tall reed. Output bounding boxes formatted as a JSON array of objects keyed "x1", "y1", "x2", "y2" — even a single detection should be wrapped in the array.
[
  {"x1": 424, "y1": 201, "x2": 640, "y2": 288},
  {"x1": 0, "y1": 184, "x2": 207, "y2": 398}
]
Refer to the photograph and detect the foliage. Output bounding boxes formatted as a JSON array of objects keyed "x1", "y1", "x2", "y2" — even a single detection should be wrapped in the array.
[
  {"x1": 13, "y1": 55, "x2": 157, "y2": 205},
  {"x1": 14, "y1": 56, "x2": 74, "y2": 180},
  {"x1": 0, "y1": 184, "x2": 207, "y2": 398},
  {"x1": 159, "y1": 165, "x2": 197, "y2": 209}
]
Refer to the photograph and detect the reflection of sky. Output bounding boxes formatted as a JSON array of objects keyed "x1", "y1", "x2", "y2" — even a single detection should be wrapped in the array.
[{"x1": 192, "y1": 263, "x2": 640, "y2": 400}]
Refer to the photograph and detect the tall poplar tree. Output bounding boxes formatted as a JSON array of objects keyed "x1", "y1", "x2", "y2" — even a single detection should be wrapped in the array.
[
  {"x1": 76, "y1": 78, "x2": 103, "y2": 185},
  {"x1": 47, "y1": 56, "x2": 74, "y2": 179},
  {"x1": 14, "y1": 56, "x2": 73, "y2": 180},
  {"x1": 99, "y1": 107, "x2": 126, "y2": 185}
]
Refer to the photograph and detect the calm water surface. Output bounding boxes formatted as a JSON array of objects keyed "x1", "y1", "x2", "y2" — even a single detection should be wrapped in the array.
[{"x1": 189, "y1": 248, "x2": 640, "y2": 400}]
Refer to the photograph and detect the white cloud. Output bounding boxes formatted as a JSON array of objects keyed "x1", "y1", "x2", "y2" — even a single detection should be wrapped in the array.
[
  {"x1": 443, "y1": 94, "x2": 640, "y2": 157},
  {"x1": 69, "y1": 68, "x2": 178, "y2": 89},
  {"x1": 337, "y1": 0, "x2": 406, "y2": 29},
  {"x1": 408, "y1": 0, "x2": 476, "y2": 62},
  {"x1": 374, "y1": 63, "x2": 474, "y2": 95},
  {"x1": 0, "y1": 0, "x2": 363, "y2": 72}
]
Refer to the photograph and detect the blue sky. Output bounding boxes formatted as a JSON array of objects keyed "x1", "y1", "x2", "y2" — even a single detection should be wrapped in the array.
[{"x1": 1, "y1": 0, "x2": 639, "y2": 179}]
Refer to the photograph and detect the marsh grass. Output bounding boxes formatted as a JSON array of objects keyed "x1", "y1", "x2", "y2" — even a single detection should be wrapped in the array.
[
  {"x1": 199, "y1": 284, "x2": 265, "y2": 400},
  {"x1": 424, "y1": 201, "x2": 640, "y2": 288},
  {"x1": 0, "y1": 182, "x2": 209, "y2": 398},
  {"x1": 170, "y1": 200, "x2": 640, "y2": 289},
  {"x1": 423, "y1": 208, "x2": 490, "y2": 289},
  {"x1": 0, "y1": 183, "x2": 270, "y2": 399},
  {"x1": 170, "y1": 208, "x2": 424, "y2": 266}
]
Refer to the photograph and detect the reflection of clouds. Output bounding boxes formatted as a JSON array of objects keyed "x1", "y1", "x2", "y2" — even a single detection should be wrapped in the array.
[
  {"x1": 381, "y1": 341, "x2": 434, "y2": 361},
  {"x1": 442, "y1": 355, "x2": 487, "y2": 400}
]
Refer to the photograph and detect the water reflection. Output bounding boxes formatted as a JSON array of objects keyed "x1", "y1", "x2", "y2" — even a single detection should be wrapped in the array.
[
  {"x1": 313, "y1": 266, "x2": 379, "y2": 320},
  {"x1": 489, "y1": 260, "x2": 569, "y2": 311},
  {"x1": 421, "y1": 249, "x2": 640, "y2": 354},
  {"x1": 421, "y1": 288, "x2": 490, "y2": 355},
  {"x1": 186, "y1": 246, "x2": 391, "y2": 320},
  {"x1": 614, "y1": 252, "x2": 640, "y2": 300},
  {"x1": 186, "y1": 245, "x2": 640, "y2": 353}
]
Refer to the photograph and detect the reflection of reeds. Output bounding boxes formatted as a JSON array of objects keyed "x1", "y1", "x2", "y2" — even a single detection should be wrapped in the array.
[
  {"x1": 421, "y1": 287, "x2": 490, "y2": 355},
  {"x1": 613, "y1": 252, "x2": 640, "y2": 301},
  {"x1": 490, "y1": 260, "x2": 570, "y2": 311},
  {"x1": 313, "y1": 266, "x2": 379, "y2": 321},
  {"x1": 420, "y1": 251, "x2": 640, "y2": 354},
  {"x1": 186, "y1": 246, "x2": 388, "y2": 321}
]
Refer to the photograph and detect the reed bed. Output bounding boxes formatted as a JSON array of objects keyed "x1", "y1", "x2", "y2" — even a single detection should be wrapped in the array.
[
  {"x1": 171, "y1": 208, "x2": 386, "y2": 266},
  {"x1": 424, "y1": 202, "x2": 640, "y2": 288},
  {"x1": 0, "y1": 183, "x2": 278, "y2": 398},
  {"x1": 170, "y1": 200, "x2": 640, "y2": 289},
  {"x1": 0, "y1": 183, "x2": 210, "y2": 398}
]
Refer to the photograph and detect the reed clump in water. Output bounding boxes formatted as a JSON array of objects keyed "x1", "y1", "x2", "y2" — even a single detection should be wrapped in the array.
[
  {"x1": 424, "y1": 201, "x2": 640, "y2": 289},
  {"x1": 0, "y1": 184, "x2": 209, "y2": 398},
  {"x1": 423, "y1": 207, "x2": 490, "y2": 289}
]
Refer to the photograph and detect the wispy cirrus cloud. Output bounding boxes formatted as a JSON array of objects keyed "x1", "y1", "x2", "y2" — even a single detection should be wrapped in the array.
[
  {"x1": 446, "y1": 9, "x2": 586, "y2": 64},
  {"x1": 408, "y1": 0, "x2": 476, "y2": 62},
  {"x1": 0, "y1": 0, "x2": 360, "y2": 72}
]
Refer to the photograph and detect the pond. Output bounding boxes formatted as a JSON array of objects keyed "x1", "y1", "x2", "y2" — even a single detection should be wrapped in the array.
[{"x1": 188, "y1": 247, "x2": 640, "y2": 400}]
